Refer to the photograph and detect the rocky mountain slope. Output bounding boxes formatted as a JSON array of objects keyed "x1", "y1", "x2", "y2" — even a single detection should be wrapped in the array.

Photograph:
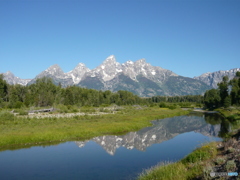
[
  {"x1": 2, "y1": 55, "x2": 239, "y2": 96},
  {"x1": 2, "y1": 71, "x2": 31, "y2": 86},
  {"x1": 27, "y1": 55, "x2": 210, "y2": 96},
  {"x1": 194, "y1": 68, "x2": 240, "y2": 88}
]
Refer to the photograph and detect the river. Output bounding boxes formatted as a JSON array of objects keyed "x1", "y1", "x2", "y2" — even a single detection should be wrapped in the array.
[{"x1": 0, "y1": 112, "x2": 225, "y2": 180}]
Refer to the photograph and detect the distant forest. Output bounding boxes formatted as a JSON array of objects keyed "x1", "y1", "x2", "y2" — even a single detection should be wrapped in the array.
[
  {"x1": 203, "y1": 72, "x2": 240, "y2": 109},
  {"x1": 0, "y1": 75, "x2": 206, "y2": 109},
  {"x1": 0, "y1": 72, "x2": 239, "y2": 109}
]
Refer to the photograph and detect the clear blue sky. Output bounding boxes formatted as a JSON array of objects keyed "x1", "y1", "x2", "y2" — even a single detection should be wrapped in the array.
[{"x1": 1, "y1": 0, "x2": 239, "y2": 79}]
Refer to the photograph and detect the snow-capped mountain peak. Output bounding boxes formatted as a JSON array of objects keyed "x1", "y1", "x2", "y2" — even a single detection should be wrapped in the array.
[
  {"x1": 135, "y1": 58, "x2": 146, "y2": 64},
  {"x1": 194, "y1": 68, "x2": 240, "y2": 88},
  {"x1": 2, "y1": 71, "x2": 31, "y2": 86},
  {"x1": 104, "y1": 55, "x2": 116, "y2": 62},
  {"x1": 91, "y1": 55, "x2": 123, "y2": 81},
  {"x1": 45, "y1": 64, "x2": 64, "y2": 77},
  {"x1": 67, "y1": 63, "x2": 90, "y2": 84},
  {"x1": 5, "y1": 71, "x2": 13, "y2": 75},
  {"x1": 3, "y1": 55, "x2": 236, "y2": 97},
  {"x1": 4, "y1": 71, "x2": 15, "y2": 77},
  {"x1": 126, "y1": 60, "x2": 134, "y2": 65},
  {"x1": 76, "y1": 63, "x2": 86, "y2": 67},
  {"x1": 71, "y1": 63, "x2": 89, "y2": 72}
]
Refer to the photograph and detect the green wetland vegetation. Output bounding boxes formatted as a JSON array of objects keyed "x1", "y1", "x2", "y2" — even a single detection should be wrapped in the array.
[{"x1": 0, "y1": 106, "x2": 189, "y2": 149}]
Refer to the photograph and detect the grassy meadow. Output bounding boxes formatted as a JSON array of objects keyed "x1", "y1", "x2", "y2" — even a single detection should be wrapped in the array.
[{"x1": 0, "y1": 106, "x2": 189, "y2": 149}]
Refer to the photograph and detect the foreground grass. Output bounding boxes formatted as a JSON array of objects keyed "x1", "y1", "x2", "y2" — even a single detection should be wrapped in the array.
[
  {"x1": 138, "y1": 139, "x2": 240, "y2": 180},
  {"x1": 217, "y1": 107, "x2": 240, "y2": 121},
  {"x1": 138, "y1": 142, "x2": 218, "y2": 180},
  {"x1": 0, "y1": 106, "x2": 189, "y2": 149}
]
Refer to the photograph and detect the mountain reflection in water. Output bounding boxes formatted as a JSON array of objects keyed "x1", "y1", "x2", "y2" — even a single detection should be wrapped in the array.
[{"x1": 75, "y1": 113, "x2": 221, "y2": 155}]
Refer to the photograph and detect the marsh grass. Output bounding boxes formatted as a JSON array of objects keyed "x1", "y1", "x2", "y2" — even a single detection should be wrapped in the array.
[
  {"x1": 138, "y1": 142, "x2": 218, "y2": 180},
  {"x1": 0, "y1": 107, "x2": 189, "y2": 148},
  {"x1": 0, "y1": 111, "x2": 14, "y2": 121},
  {"x1": 138, "y1": 161, "x2": 187, "y2": 180},
  {"x1": 181, "y1": 143, "x2": 217, "y2": 164}
]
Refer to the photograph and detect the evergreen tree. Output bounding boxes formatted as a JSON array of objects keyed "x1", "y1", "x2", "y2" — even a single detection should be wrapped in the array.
[
  {"x1": 203, "y1": 89, "x2": 221, "y2": 109},
  {"x1": 63, "y1": 87, "x2": 74, "y2": 105},
  {"x1": 8, "y1": 84, "x2": 26, "y2": 108},
  {"x1": 223, "y1": 96, "x2": 231, "y2": 108},
  {"x1": 0, "y1": 74, "x2": 8, "y2": 105},
  {"x1": 229, "y1": 77, "x2": 239, "y2": 105},
  {"x1": 28, "y1": 77, "x2": 57, "y2": 107},
  {"x1": 218, "y1": 76, "x2": 229, "y2": 107}
]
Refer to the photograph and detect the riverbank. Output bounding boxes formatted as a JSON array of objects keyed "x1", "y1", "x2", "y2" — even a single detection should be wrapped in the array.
[
  {"x1": 0, "y1": 106, "x2": 189, "y2": 150},
  {"x1": 137, "y1": 108, "x2": 240, "y2": 180},
  {"x1": 192, "y1": 108, "x2": 218, "y2": 114}
]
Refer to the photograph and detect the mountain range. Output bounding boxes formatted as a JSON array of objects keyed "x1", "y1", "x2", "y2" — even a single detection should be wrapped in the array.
[
  {"x1": 2, "y1": 55, "x2": 239, "y2": 97},
  {"x1": 194, "y1": 68, "x2": 240, "y2": 88}
]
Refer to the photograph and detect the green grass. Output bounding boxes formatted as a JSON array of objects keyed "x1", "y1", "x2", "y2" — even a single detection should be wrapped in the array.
[
  {"x1": 216, "y1": 107, "x2": 240, "y2": 134},
  {"x1": 138, "y1": 161, "x2": 188, "y2": 180},
  {"x1": 137, "y1": 142, "x2": 218, "y2": 180},
  {"x1": 181, "y1": 143, "x2": 217, "y2": 164},
  {"x1": 0, "y1": 106, "x2": 189, "y2": 149},
  {"x1": 216, "y1": 107, "x2": 240, "y2": 121}
]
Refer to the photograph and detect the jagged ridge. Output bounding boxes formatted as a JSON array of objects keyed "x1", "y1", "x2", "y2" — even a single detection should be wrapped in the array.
[
  {"x1": 2, "y1": 55, "x2": 239, "y2": 96},
  {"x1": 194, "y1": 68, "x2": 240, "y2": 88}
]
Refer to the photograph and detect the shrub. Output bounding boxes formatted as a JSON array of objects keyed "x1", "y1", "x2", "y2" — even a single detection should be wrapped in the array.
[
  {"x1": 14, "y1": 101, "x2": 24, "y2": 109},
  {"x1": 80, "y1": 107, "x2": 96, "y2": 113},
  {"x1": 196, "y1": 103, "x2": 202, "y2": 107},
  {"x1": 0, "y1": 111, "x2": 14, "y2": 121},
  {"x1": 57, "y1": 104, "x2": 69, "y2": 113},
  {"x1": 203, "y1": 163, "x2": 214, "y2": 180},
  {"x1": 100, "y1": 104, "x2": 110, "y2": 107},
  {"x1": 215, "y1": 157, "x2": 226, "y2": 165},
  {"x1": 179, "y1": 102, "x2": 192, "y2": 108},
  {"x1": 159, "y1": 102, "x2": 167, "y2": 108},
  {"x1": 72, "y1": 108, "x2": 79, "y2": 113},
  {"x1": 225, "y1": 160, "x2": 236, "y2": 171},
  {"x1": 228, "y1": 114, "x2": 240, "y2": 121},
  {"x1": 66, "y1": 105, "x2": 72, "y2": 110},
  {"x1": 227, "y1": 147, "x2": 235, "y2": 154},
  {"x1": 18, "y1": 110, "x2": 28, "y2": 115},
  {"x1": 168, "y1": 105, "x2": 177, "y2": 110}
]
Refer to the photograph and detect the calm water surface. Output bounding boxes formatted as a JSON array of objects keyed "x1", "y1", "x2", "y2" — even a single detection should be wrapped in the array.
[{"x1": 0, "y1": 113, "x2": 224, "y2": 180}]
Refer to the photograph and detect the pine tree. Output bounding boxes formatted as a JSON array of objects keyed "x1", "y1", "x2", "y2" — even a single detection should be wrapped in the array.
[
  {"x1": 0, "y1": 74, "x2": 8, "y2": 104},
  {"x1": 204, "y1": 89, "x2": 221, "y2": 109},
  {"x1": 218, "y1": 76, "x2": 230, "y2": 107}
]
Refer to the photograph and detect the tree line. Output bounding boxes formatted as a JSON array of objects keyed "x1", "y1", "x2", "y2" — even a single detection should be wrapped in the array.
[
  {"x1": 203, "y1": 72, "x2": 240, "y2": 110},
  {"x1": 0, "y1": 76, "x2": 154, "y2": 108},
  {"x1": 0, "y1": 75, "x2": 208, "y2": 109}
]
